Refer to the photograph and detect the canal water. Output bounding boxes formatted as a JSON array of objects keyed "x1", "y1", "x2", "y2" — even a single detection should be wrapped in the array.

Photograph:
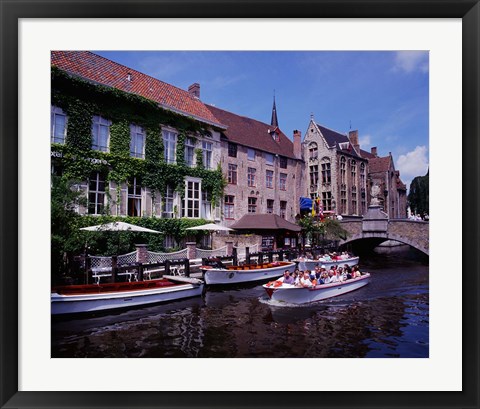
[{"x1": 51, "y1": 250, "x2": 429, "y2": 358}]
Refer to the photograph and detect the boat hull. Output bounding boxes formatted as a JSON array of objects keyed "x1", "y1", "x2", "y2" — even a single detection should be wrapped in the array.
[
  {"x1": 51, "y1": 276, "x2": 204, "y2": 315},
  {"x1": 202, "y1": 261, "x2": 296, "y2": 285},
  {"x1": 297, "y1": 256, "x2": 360, "y2": 271},
  {"x1": 264, "y1": 273, "x2": 370, "y2": 304}
]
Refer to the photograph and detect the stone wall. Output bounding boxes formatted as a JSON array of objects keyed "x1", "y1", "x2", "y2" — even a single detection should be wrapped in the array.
[
  {"x1": 338, "y1": 218, "x2": 429, "y2": 255},
  {"x1": 212, "y1": 233, "x2": 262, "y2": 251},
  {"x1": 388, "y1": 220, "x2": 429, "y2": 254}
]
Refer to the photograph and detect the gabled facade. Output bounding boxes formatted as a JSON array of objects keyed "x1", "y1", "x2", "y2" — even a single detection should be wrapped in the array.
[
  {"x1": 362, "y1": 149, "x2": 407, "y2": 218},
  {"x1": 302, "y1": 119, "x2": 369, "y2": 217},
  {"x1": 207, "y1": 103, "x2": 303, "y2": 227}
]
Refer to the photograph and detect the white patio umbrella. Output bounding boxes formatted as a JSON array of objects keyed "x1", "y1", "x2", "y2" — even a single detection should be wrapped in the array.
[
  {"x1": 80, "y1": 221, "x2": 160, "y2": 282},
  {"x1": 185, "y1": 223, "x2": 234, "y2": 232},
  {"x1": 80, "y1": 221, "x2": 160, "y2": 233},
  {"x1": 185, "y1": 223, "x2": 234, "y2": 249}
]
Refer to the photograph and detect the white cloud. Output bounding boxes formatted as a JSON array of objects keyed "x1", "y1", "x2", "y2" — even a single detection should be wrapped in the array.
[
  {"x1": 396, "y1": 145, "x2": 429, "y2": 188},
  {"x1": 359, "y1": 134, "x2": 371, "y2": 148},
  {"x1": 393, "y1": 51, "x2": 429, "y2": 73}
]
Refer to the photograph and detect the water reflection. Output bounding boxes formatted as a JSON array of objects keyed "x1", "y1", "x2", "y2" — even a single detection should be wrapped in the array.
[{"x1": 52, "y1": 252, "x2": 428, "y2": 358}]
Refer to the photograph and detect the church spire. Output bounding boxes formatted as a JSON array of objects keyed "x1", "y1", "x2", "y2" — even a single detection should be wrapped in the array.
[{"x1": 271, "y1": 92, "x2": 279, "y2": 128}]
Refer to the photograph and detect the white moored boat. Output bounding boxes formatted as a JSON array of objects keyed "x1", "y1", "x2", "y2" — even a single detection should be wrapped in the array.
[
  {"x1": 296, "y1": 256, "x2": 360, "y2": 271},
  {"x1": 51, "y1": 275, "x2": 204, "y2": 315},
  {"x1": 201, "y1": 261, "x2": 296, "y2": 285},
  {"x1": 263, "y1": 273, "x2": 370, "y2": 304}
]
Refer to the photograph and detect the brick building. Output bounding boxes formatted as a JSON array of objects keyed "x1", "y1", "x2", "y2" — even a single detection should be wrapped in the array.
[
  {"x1": 302, "y1": 118, "x2": 369, "y2": 217},
  {"x1": 51, "y1": 50, "x2": 407, "y2": 249},
  {"x1": 301, "y1": 117, "x2": 407, "y2": 219},
  {"x1": 360, "y1": 148, "x2": 408, "y2": 218},
  {"x1": 207, "y1": 100, "x2": 303, "y2": 228}
]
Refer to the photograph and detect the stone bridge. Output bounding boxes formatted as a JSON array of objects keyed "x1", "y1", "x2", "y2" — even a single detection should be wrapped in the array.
[{"x1": 338, "y1": 206, "x2": 429, "y2": 255}]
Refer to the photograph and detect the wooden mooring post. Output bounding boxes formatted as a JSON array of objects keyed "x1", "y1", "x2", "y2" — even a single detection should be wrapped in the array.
[
  {"x1": 232, "y1": 247, "x2": 238, "y2": 266},
  {"x1": 183, "y1": 258, "x2": 190, "y2": 277},
  {"x1": 245, "y1": 247, "x2": 250, "y2": 264},
  {"x1": 111, "y1": 255, "x2": 118, "y2": 283}
]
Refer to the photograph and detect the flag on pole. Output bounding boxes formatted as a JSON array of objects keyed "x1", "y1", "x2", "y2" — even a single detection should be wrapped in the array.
[{"x1": 311, "y1": 199, "x2": 316, "y2": 217}]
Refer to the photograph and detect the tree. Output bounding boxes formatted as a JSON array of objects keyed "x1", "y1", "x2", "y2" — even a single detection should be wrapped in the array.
[
  {"x1": 408, "y1": 170, "x2": 429, "y2": 217},
  {"x1": 51, "y1": 175, "x2": 86, "y2": 283},
  {"x1": 298, "y1": 215, "x2": 349, "y2": 248}
]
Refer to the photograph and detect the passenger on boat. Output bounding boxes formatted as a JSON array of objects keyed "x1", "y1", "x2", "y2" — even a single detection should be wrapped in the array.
[
  {"x1": 299, "y1": 271, "x2": 313, "y2": 287},
  {"x1": 352, "y1": 265, "x2": 362, "y2": 278},
  {"x1": 344, "y1": 264, "x2": 352, "y2": 279},
  {"x1": 329, "y1": 270, "x2": 339, "y2": 283},
  {"x1": 292, "y1": 271, "x2": 300, "y2": 286},
  {"x1": 283, "y1": 270, "x2": 295, "y2": 285},
  {"x1": 297, "y1": 255, "x2": 307, "y2": 271}
]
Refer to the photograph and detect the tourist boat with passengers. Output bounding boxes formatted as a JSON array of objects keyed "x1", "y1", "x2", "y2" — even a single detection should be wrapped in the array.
[
  {"x1": 295, "y1": 254, "x2": 360, "y2": 271},
  {"x1": 200, "y1": 260, "x2": 296, "y2": 285},
  {"x1": 51, "y1": 275, "x2": 204, "y2": 315},
  {"x1": 263, "y1": 273, "x2": 370, "y2": 304}
]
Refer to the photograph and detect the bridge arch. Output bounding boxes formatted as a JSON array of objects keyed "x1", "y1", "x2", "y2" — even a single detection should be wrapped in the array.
[{"x1": 338, "y1": 218, "x2": 429, "y2": 256}]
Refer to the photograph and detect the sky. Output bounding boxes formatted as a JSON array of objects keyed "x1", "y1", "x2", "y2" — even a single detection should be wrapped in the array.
[{"x1": 95, "y1": 51, "x2": 429, "y2": 190}]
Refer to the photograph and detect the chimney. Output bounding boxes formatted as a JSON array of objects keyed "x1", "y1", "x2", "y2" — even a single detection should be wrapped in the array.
[
  {"x1": 348, "y1": 130, "x2": 360, "y2": 155},
  {"x1": 371, "y1": 147, "x2": 377, "y2": 157},
  {"x1": 188, "y1": 83, "x2": 200, "y2": 98},
  {"x1": 293, "y1": 130, "x2": 302, "y2": 159}
]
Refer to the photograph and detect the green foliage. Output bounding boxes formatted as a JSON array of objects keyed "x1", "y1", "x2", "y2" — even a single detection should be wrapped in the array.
[
  {"x1": 50, "y1": 67, "x2": 227, "y2": 277},
  {"x1": 195, "y1": 148, "x2": 204, "y2": 168},
  {"x1": 77, "y1": 216, "x2": 211, "y2": 255},
  {"x1": 145, "y1": 126, "x2": 164, "y2": 164},
  {"x1": 109, "y1": 120, "x2": 130, "y2": 157},
  {"x1": 408, "y1": 170, "x2": 429, "y2": 216},
  {"x1": 51, "y1": 66, "x2": 225, "y2": 206},
  {"x1": 298, "y1": 215, "x2": 349, "y2": 246},
  {"x1": 51, "y1": 175, "x2": 87, "y2": 281}
]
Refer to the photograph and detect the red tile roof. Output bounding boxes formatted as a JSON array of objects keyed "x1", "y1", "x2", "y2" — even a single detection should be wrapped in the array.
[
  {"x1": 206, "y1": 104, "x2": 298, "y2": 159},
  {"x1": 368, "y1": 156, "x2": 393, "y2": 173},
  {"x1": 51, "y1": 51, "x2": 225, "y2": 129},
  {"x1": 360, "y1": 149, "x2": 376, "y2": 159}
]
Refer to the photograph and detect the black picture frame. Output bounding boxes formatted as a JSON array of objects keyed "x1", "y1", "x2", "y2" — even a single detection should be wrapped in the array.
[{"x1": 1, "y1": 1, "x2": 478, "y2": 408}]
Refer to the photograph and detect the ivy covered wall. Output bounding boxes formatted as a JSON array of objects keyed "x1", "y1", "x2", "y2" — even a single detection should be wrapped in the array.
[{"x1": 51, "y1": 67, "x2": 226, "y2": 209}]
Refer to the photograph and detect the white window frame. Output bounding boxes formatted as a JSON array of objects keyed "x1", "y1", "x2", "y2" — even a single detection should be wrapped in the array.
[
  {"x1": 184, "y1": 177, "x2": 202, "y2": 219},
  {"x1": 130, "y1": 124, "x2": 146, "y2": 159},
  {"x1": 163, "y1": 130, "x2": 177, "y2": 164},
  {"x1": 88, "y1": 171, "x2": 106, "y2": 215},
  {"x1": 51, "y1": 106, "x2": 67, "y2": 144},
  {"x1": 92, "y1": 115, "x2": 111, "y2": 152},
  {"x1": 247, "y1": 148, "x2": 256, "y2": 161},
  {"x1": 163, "y1": 184, "x2": 175, "y2": 218},
  {"x1": 201, "y1": 190, "x2": 212, "y2": 220},
  {"x1": 127, "y1": 176, "x2": 143, "y2": 217},
  {"x1": 202, "y1": 141, "x2": 213, "y2": 169},
  {"x1": 185, "y1": 137, "x2": 196, "y2": 167}
]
